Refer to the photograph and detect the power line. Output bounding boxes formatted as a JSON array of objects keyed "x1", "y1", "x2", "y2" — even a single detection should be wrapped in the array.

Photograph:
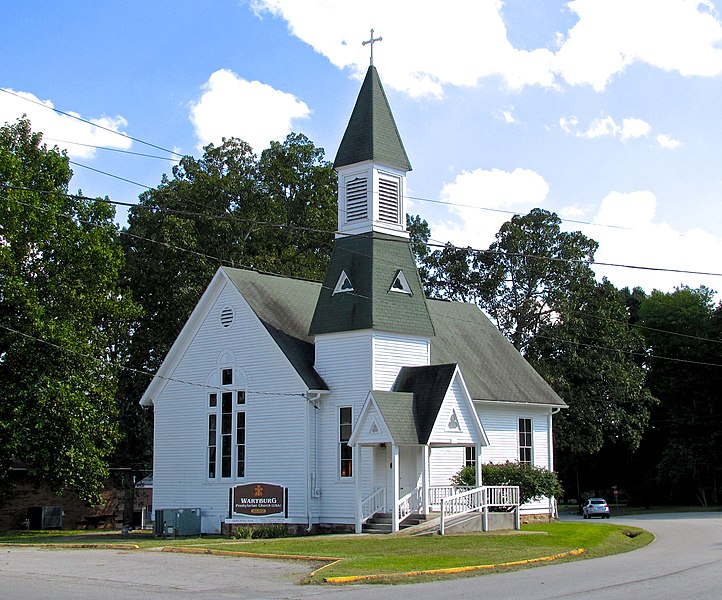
[
  {"x1": 45, "y1": 137, "x2": 182, "y2": 161},
  {"x1": 0, "y1": 87, "x2": 183, "y2": 158},
  {"x1": 0, "y1": 324, "x2": 308, "y2": 398},
  {"x1": 4, "y1": 182, "x2": 722, "y2": 281},
  {"x1": 69, "y1": 160, "x2": 154, "y2": 190},
  {"x1": 3, "y1": 189, "x2": 720, "y2": 364}
]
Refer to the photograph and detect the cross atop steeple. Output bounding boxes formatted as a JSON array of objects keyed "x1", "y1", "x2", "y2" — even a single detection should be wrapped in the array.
[{"x1": 362, "y1": 29, "x2": 382, "y2": 66}]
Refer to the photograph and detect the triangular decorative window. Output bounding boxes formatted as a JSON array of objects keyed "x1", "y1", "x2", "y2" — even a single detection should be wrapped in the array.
[
  {"x1": 447, "y1": 409, "x2": 461, "y2": 431},
  {"x1": 389, "y1": 270, "x2": 412, "y2": 295},
  {"x1": 369, "y1": 420, "x2": 380, "y2": 434},
  {"x1": 333, "y1": 270, "x2": 354, "y2": 295}
]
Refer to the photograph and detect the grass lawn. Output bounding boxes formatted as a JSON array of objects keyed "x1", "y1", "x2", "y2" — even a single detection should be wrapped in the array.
[{"x1": 0, "y1": 521, "x2": 653, "y2": 584}]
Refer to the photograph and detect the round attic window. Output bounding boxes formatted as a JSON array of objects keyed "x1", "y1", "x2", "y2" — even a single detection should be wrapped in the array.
[{"x1": 220, "y1": 306, "x2": 235, "y2": 328}]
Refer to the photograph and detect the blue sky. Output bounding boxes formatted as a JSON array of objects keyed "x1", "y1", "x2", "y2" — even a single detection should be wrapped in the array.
[{"x1": 3, "y1": 0, "x2": 722, "y2": 298}]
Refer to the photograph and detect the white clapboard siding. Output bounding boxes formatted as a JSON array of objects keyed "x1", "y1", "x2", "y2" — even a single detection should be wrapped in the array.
[
  {"x1": 429, "y1": 447, "x2": 465, "y2": 487},
  {"x1": 475, "y1": 403, "x2": 554, "y2": 515},
  {"x1": 476, "y1": 404, "x2": 552, "y2": 470},
  {"x1": 153, "y1": 281, "x2": 311, "y2": 531},
  {"x1": 372, "y1": 333, "x2": 430, "y2": 390},
  {"x1": 429, "y1": 376, "x2": 477, "y2": 446},
  {"x1": 314, "y1": 332, "x2": 373, "y2": 524}
]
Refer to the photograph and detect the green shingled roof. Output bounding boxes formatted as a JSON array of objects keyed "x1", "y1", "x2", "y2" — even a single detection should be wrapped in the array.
[
  {"x1": 309, "y1": 233, "x2": 435, "y2": 337},
  {"x1": 393, "y1": 364, "x2": 458, "y2": 444},
  {"x1": 221, "y1": 267, "x2": 564, "y2": 407},
  {"x1": 333, "y1": 66, "x2": 412, "y2": 172},
  {"x1": 428, "y1": 299, "x2": 566, "y2": 407},
  {"x1": 223, "y1": 267, "x2": 328, "y2": 391},
  {"x1": 371, "y1": 391, "x2": 418, "y2": 444}
]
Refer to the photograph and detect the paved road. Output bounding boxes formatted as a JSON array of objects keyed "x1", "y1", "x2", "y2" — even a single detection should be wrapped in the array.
[{"x1": 1, "y1": 513, "x2": 720, "y2": 599}]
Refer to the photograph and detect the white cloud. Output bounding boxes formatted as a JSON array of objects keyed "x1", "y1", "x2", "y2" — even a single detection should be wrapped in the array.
[
  {"x1": 577, "y1": 190, "x2": 722, "y2": 295},
  {"x1": 431, "y1": 167, "x2": 549, "y2": 248},
  {"x1": 495, "y1": 108, "x2": 517, "y2": 124},
  {"x1": 251, "y1": 0, "x2": 555, "y2": 98},
  {"x1": 560, "y1": 114, "x2": 678, "y2": 147},
  {"x1": 189, "y1": 69, "x2": 310, "y2": 153},
  {"x1": 0, "y1": 88, "x2": 131, "y2": 158},
  {"x1": 554, "y1": 0, "x2": 722, "y2": 90},
  {"x1": 251, "y1": 0, "x2": 722, "y2": 96},
  {"x1": 656, "y1": 133, "x2": 682, "y2": 149}
]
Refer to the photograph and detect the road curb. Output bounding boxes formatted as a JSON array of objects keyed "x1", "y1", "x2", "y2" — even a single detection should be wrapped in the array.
[
  {"x1": 161, "y1": 545, "x2": 339, "y2": 563},
  {"x1": 323, "y1": 548, "x2": 586, "y2": 583}
]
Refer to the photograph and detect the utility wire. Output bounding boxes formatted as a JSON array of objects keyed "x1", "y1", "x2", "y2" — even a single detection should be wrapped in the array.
[
  {"x1": 0, "y1": 87, "x2": 183, "y2": 158},
  {"x1": 5, "y1": 189, "x2": 722, "y2": 356},
  {"x1": 0, "y1": 324, "x2": 308, "y2": 398},
  {"x1": 45, "y1": 138, "x2": 181, "y2": 161},
  {"x1": 4, "y1": 182, "x2": 721, "y2": 280}
]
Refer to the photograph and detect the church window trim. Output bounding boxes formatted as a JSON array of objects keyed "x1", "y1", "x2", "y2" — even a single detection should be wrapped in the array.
[
  {"x1": 339, "y1": 406, "x2": 353, "y2": 479},
  {"x1": 465, "y1": 446, "x2": 476, "y2": 468},
  {"x1": 389, "y1": 270, "x2": 413, "y2": 295},
  {"x1": 207, "y1": 367, "x2": 247, "y2": 481},
  {"x1": 518, "y1": 417, "x2": 533, "y2": 464},
  {"x1": 333, "y1": 270, "x2": 354, "y2": 295}
]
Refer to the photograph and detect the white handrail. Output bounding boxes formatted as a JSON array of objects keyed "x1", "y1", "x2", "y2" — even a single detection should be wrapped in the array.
[
  {"x1": 360, "y1": 487, "x2": 386, "y2": 524},
  {"x1": 396, "y1": 485, "x2": 423, "y2": 524},
  {"x1": 439, "y1": 485, "x2": 519, "y2": 535}
]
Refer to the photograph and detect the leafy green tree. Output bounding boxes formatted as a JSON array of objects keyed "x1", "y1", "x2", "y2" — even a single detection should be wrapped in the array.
[
  {"x1": 0, "y1": 118, "x2": 138, "y2": 503},
  {"x1": 527, "y1": 279, "x2": 657, "y2": 457},
  {"x1": 637, "y1": 286, "x2": 722, "y2": 505},
  {"x1": 116, "y1": 133, "x2": 337, "y2": 475},
  {"x1": 474, "y1": 209, "x2": 598, "y2": 352},
  {"x1": 451, "y1": 462, "x2": 563, "y2": 505},
  {"x1": 420, "y1": 209, "x2": 598, "y2": 352}
]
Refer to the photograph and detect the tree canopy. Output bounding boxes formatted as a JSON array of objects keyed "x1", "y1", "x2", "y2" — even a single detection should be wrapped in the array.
[{"x1": 0, "y1": 119, "x2": 138, "y2": 502}]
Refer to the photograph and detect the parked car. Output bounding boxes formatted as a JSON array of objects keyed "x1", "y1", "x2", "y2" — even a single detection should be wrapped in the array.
[{"x1": 582, "y1": 498, "x2": 610, "y2": 519}]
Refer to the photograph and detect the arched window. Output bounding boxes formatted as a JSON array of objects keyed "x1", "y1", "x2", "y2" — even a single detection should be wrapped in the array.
[{"x1": 207, "y1": 358, "x2": 247, "y2": 480}]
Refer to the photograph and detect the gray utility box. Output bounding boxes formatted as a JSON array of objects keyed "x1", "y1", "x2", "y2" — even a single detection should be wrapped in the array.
[
  {"x1": 154, "y1": 508, "x2": 201, "y2": 537},
  {"x1": 27, "y1": 506, "x2": 63, "y2": 529}
]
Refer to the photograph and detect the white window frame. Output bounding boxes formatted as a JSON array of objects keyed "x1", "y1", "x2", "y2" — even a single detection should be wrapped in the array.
[
  {"x1": 339, "y1": 406, "x2": 353, "y2": 479},
  {"x1": 207, "y1": 368, "x2": 247, "y2": 481},
  {"x1": 518, "y1": 416, "x2": 533, "y2": 464}
]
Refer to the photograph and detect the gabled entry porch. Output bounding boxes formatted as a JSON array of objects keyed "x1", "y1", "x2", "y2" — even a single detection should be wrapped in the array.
[
  {"x1": 353, "y1": 441, "x2": 485, "y2": 533},
  {"x1": 349, "y1": 366, "x2": 490, "y2": 533}
]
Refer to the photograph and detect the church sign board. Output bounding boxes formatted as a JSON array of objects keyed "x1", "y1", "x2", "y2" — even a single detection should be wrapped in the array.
[{"x1": 232, "y1": 483, "x2": 286, "y2": 517}]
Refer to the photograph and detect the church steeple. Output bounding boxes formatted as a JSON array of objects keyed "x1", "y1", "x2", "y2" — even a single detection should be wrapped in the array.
[
  {"x1": 334, "y1": 65, "x2": 411, "y2": 172},
  {"x1": 310, "y1": 65, "x2": 434, "y2": 338},
  {"x1": 334, "y1": 66, "x2": 411, "y2": 238}
]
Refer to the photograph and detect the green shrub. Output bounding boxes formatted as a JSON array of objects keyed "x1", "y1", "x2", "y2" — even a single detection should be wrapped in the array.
[
  {"x1": 451, "y1": 462, "x2": 563, "y2": 505},
  {"x1": 230, "y1": 523, "x2": 287, "y2": 539}
]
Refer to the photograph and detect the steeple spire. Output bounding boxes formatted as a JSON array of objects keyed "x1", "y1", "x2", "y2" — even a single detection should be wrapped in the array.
[{"x1": 333, "y1": 66, "x2": 411, "y2": 172}]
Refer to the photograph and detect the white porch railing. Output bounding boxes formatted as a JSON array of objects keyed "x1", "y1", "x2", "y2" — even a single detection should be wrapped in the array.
[
  {"x1": 360, "y1": 487, "x2": 386, "y2": 525},
  {"x1": 439, "y1": 485, "x2": 520, "y2": 535},
  {"x1": 397, "y1": 485, "x2": 423, "y2": 525},
  {"x1": 428, "y1": 485, "x2": 473, "y2": 509}
]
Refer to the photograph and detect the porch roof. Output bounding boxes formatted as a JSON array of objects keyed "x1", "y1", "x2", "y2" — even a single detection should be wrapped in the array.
[{"x1": 372, "y1": 391, "x2": 417, "y2": 444}]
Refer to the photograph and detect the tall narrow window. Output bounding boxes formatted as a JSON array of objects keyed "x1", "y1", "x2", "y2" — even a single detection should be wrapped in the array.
[
  {"x1": 207, "y1": 366, "x2": 247, "y2": 481},
  {"x1": 465, "y1": 446, "x2": 476, "y2": 468},
  {"x1": 208, "y1": 413, "x2": 217, "y2": 478},
  {"x1": 221, "y1": 392, "x2": 233, "y2": 478},
  {"x1": 339, "y1": 406, "x2": 353, "y2": 478},
  {"x1": 519, "y1": 418, "x2": 532, "y2": 464},
  {"x1": 236, "y1": 411, "x2": 246, "y2": 478}
]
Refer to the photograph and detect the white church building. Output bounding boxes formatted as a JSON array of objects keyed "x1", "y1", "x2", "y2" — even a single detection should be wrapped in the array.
[{"x1": 140, "y1": 65, "x2": 566, "y2": 535}]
